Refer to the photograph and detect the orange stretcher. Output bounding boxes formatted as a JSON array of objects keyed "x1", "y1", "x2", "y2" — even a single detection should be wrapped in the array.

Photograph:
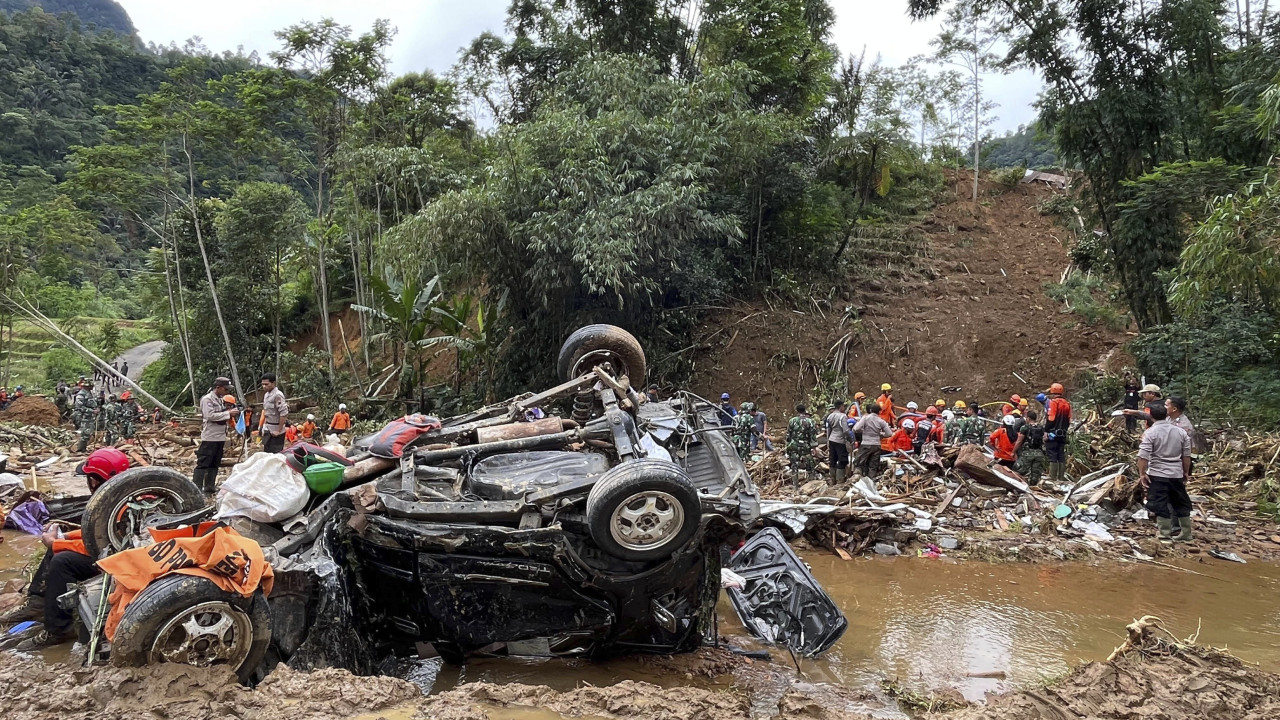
[{"x1": 95, "y1": 522, "x2": 274, "y2": 641}]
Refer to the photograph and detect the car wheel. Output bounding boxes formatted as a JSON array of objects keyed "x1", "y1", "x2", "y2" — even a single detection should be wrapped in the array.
[
  {"x1": 586, "y1": 459, "x2": 700, "y2": 561},
  {"x1": 110, "y1": 574, "x2": 271, "y2": 684},
  {"x1": 81, "y1": 467, "x2": 206, "y2": 558},
  {"x1": 557, "y1": 324, "x2": 647, "y2": 384}
]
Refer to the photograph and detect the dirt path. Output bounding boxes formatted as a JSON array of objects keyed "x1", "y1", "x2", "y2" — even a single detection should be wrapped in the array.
[{"x1": 690, "y1": 172, "x2": 1130, "y2": 418}]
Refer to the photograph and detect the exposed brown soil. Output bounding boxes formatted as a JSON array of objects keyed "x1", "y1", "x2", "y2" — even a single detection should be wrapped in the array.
[
  {"x1": 0, "y1": 396, "x2": 63, "y2": 427},
  {"x1": 691, "y1": 172, "x2": 1131, "y2": 418}
]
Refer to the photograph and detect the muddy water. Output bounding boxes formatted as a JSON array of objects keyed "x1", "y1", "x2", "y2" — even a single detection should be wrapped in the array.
[
  {"x1": 797, "y1": 555, "x2": 1280, "y2": 701},
  {"x1": 401, "y1": 554, "x2": 1280, "y2": 705}
]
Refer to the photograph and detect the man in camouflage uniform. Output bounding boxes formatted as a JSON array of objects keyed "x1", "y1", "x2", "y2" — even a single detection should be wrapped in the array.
[
  {"x1": 102, "y1": 395, "x2": 121, "y2": 445},
  {"x1": 72, "y1": 381, "x2": 100, "y2": 453},
  {"x1": 731, "y1": 402, "x2": 755, "y2": 460},
  {"x1": 786, "y1": 403, "x2": 818, "y2": 486},
  {"x1": 959, "y1": 403, "x2": 985, "y2": 445},
  {"x1": 120, "y1": 392, "x2": 143, "y2": 442},
  {"x1": 1014, "y1": 408, "x2": 1048, "y2": 486}
]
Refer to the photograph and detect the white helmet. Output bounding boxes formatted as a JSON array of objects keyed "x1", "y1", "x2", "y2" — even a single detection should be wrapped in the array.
[
  {"x1": 307, "y1": 414, "x2": 316, "y2": 421},
  {"x1": 906, "y1": 401, "x2": 919, "y2": 411},
  {"x1": 942, "y1": 410, "x2": 955, "y2": 421},
  {"x1": 1002, "y1": 414, "x2": 1017, "y2": 426},
  {"x1": 339, "y1": 403, "x2": 347, "y2": 410},
  {"x1": 902, "y1": 418, "x2": 916, "y2": 429}
]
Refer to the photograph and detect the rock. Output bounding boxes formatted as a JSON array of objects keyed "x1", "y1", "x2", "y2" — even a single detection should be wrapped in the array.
[
  {"x1": 984, "y1": 500, "x2": 997, "y2": 510},
  {"x1": 873, "y1": 542, "x2": 901, "y2": 556},
  {"x1": 1052, "y1": 549, "x2": 1066, "y2": 560},
  {"x1": 938, "y1": 536, "x2": 960, "y2": 550},
  {"x1": 798, "y1": 480, "x2": 829, "y2": 496}
]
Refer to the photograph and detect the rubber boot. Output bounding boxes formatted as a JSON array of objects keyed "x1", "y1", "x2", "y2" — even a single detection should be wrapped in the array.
[
  {"x1": 834, "y1": 467, "x2": 845, "y2": 486},
  {"x1": 1174, "y1": 516, "x2": 1193, "y2": 543},
  {"x1": 1156, "y1": 516, "x2": 1174, "y2": 543}
]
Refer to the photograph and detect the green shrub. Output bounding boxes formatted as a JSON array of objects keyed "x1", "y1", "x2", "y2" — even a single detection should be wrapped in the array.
[
  {"x1": 1130, "y1": 304, "x2": 1280, "y2": 428},
  {"x1": 1043, "y1": 273, "x2": 1129, "y2": 330},
  {"x1": 991, "y1": 166, "x2": 1026, "y2": 188},
  {"x1": 1037, "y1": 194, "x2": 1073, "y2": 217},
  {"x1": 41, "y1": 347, "x2": 89, "y2": 383}
]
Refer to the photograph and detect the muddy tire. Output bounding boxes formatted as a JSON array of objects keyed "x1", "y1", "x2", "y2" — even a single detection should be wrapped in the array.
[
  {"x1": 81, "y1": 467, "x2": 206, "y2": 559},
  {"x1": 557, "y1": 325, "x2": 646, "y2": 384},
  {"x1": 110, "y1": 574, "x2": 271, "y2": 684},
  {"x1": 585, "y1": 459, "x2": 700, "y2": 562}
]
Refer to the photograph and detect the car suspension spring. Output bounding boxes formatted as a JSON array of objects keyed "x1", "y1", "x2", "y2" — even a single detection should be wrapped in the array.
[{"x1": 572, "y1": 388, "x2": 594, "y2": 425}]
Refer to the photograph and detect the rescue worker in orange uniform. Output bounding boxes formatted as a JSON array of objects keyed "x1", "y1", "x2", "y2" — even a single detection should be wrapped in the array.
[
  {"x1": 0, "y1": 448, "x2": 131, "y2": 649},
  {"x1": 890, "y1": 418, "x2": 917, "y2": 454},
  {"x1": 327, "y1": 403, "x2": 352, "y2": 435},
  {"x1": 1045, "y1": 382, "x2": 1072, "y2": 483},
  {"x1": 300, "y1": 414, "x2": 318, "y2": 440},
  {"x1": 989, "y1": 415, "x2": 1020, "y2": 468},
  {"x1": 876, "y1": 384, "x2": 895, "y2": 425}
]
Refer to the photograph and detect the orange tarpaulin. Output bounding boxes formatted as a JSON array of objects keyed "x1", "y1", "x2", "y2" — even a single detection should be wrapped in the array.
[{"x1": 95, "y1": 522, "x2": 274, "y2": 641}]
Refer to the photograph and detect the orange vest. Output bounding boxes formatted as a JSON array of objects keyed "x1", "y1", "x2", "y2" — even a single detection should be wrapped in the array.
[
  {"x1": 891, "y1": 429, "x2": 914, "y2": 453},
  {"x1": 52, "y1": 529, "x2": 87, "y2": 556},
  {"x1": 300, "y1": 421, "x2": 316, "y2": 439},
  {"x1": 877, "y1": 395, "x2": 895, "y2": 424},
  {"x1": 990, "y1": 428, "x2": 1017, "y2": 461}
]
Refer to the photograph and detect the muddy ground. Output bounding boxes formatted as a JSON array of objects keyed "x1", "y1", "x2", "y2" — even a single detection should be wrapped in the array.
[
  {"x1": 690, "y1": 171, "x2": 1130, "y2": 419},
  {"x1": 0, "y1": 622, "x2": 1272, "y2": 720}
]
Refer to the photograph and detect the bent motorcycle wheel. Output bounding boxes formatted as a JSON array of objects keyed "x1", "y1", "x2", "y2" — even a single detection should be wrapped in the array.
[
  {"x1": 81, "y1": 467, "x2": 206, "y2": 559},
  {"x1": 586, "y1": 459, "x2": 700, "y2": 561},
  {"x1": 110, "y1": 574, "x2": 271, "y2": 684},
  {"x1": 556, "y1": 324, "x2": 647, "y2": 384}
]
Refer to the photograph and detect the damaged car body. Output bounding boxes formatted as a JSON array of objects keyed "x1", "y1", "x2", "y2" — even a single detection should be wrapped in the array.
[{"x1": 74, "y1": 325, "x2": 845, "y2": 680}]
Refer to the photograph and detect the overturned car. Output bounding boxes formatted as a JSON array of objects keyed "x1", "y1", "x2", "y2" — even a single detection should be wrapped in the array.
[{"x1": 72, "y1": 325, "x2": 845, "y2": 681}]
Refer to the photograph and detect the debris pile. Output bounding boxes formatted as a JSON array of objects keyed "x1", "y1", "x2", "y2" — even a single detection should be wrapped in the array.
[
  {"x1": 749, "y1": 419, "x2": 1280, "y2": 562},
  {"x1": 940, "y1": 616, "x2": 1280, "y2": 720},
  {"x1": 0, "y1": 396, "x2": 62, "y2": 427}
]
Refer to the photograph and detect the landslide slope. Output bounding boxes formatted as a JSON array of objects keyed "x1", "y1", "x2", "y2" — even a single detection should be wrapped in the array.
[{"x1": 689, "y1": 171, "x2": 1131, "y2": 415}]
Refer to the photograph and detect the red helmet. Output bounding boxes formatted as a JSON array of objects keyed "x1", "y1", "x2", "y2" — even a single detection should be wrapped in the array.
[{"x1": 76, "y1": 447, "x2": 131, "y2": 482}]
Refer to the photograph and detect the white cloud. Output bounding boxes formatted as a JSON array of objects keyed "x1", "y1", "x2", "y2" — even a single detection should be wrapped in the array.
[{"x1": 115, "y1": 0, "x2": 1040, "y2": 131}]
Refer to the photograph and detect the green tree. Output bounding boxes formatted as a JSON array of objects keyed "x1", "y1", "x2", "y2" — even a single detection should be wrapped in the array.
[
  {"x1": 97, "y1": 318, "x2": 120, "y2": 359},
  {"x1": 931, "y1": 0, "x2": 1004, "y2": 201}
]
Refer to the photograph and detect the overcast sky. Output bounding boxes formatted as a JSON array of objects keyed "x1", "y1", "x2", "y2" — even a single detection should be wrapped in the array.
[{"x1": 116, "y1": 0, "x2": 1039, "y2": 134}]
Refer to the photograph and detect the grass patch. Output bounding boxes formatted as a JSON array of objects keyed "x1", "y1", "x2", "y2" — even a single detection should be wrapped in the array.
[{"x1": 1044, "y1": 273, "x2": 1129, "y2": 330}]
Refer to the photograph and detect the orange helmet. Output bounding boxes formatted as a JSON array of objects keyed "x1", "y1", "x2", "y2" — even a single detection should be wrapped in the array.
[
  {"x1": 1010, "y1": 394, "x2": 1022, "y2": 404},
  {"x1": 120, "y1": 390, "x2": 132, "y2": 400},
  {"x1": 854, "y1": 392, "x2": 866, "y2": 400},
  {"x1": 223, "y1": 395, "x2": 237, "y2": 405},
  {"x1": 925, "y1": 406, "x2": 939, "y2": 416},
  {"x1": 1049, "y1": 383, "x2": 1064, "y2": 394}
]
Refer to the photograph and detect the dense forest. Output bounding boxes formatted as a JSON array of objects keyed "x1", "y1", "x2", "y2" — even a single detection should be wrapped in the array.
[
  {"x1": 982, "y1": 124, "x2": 1057, "y2": 169},
  {"x1": 0, "y1": 0, "x2": 133, "y2": 36},
  {"x1": 1, "y1": 0, "x2": 1279, "y2": 427}
]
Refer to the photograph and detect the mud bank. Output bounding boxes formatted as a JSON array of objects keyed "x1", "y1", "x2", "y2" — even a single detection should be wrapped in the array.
[
  {"x1": 0, "y1": 655, "x2": 421, "y2": 720},
  {"x1": 0, "y1": 620, "x2": 1275, "y2": 720}
]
